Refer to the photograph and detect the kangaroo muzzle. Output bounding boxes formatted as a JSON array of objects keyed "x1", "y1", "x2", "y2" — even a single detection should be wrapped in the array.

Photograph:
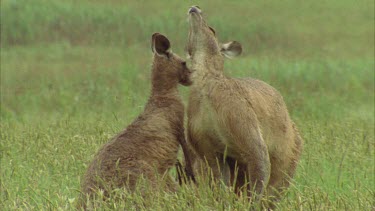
[{"x1": 188, "y1": 5, "x2": 201, "y2": 14}]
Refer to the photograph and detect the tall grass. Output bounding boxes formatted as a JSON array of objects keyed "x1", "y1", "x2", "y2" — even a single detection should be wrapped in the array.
[{"x1": 1, "y1": 0, "x2": 374, "y2": 210}]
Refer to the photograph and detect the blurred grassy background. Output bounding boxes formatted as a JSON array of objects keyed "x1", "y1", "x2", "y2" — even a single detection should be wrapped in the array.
[
  {"x1": 1, "y1": 0, "x2": 373, "y2": 120},
  {"x1": 1, "y1": 0, "x2": 374, "y2": 210},
  {"x1": 1, "y1": 0, "x2": 373, "y2": 57}
]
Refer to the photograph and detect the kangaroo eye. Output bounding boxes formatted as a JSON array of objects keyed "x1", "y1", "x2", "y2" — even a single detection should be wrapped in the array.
[
  {"x1": 208, "y1": 26, "x2": 216, "y2": 35},
  {"x1": 182, "y1": 62, "x2": 187, "y2": 66}
]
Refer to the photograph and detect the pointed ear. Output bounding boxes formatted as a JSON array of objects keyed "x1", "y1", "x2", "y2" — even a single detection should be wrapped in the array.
[
  {"x1": 151, "y1": 33, "x2": 171, "y2": 56},
  {"x1": 221, "y1": 41, "x2": 242, "y2": 58}
]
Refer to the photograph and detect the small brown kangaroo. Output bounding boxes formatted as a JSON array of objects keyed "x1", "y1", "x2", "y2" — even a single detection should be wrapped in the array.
[
  {"x1": 79, "y1": 33, "x2": 194, "y2": 208},
  {"x1": 186, "y1": 6, "x2": 303, "y2": 203}
]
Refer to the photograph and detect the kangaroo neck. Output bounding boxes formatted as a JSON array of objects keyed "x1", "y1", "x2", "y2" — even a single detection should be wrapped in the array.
[
  {"x1": 191, "y1": 64, "x2": 225, "y2": 88},
  {"x1": 145, "y1": 88, "x2": 181, "y2": 112},
  {"x1": 150, "y1": 62, "x2": 180, "y2": 97},
  {"x1": 190, "y1": 53, "x2": 225, "y2": 85},
  {"x1": 150, "y1": 86, "x2": 179, "y2": 98}
]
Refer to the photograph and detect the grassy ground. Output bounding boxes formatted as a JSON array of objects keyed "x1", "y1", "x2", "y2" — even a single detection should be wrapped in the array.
[{"x1": 1, "y1": 0, "x2": 374, "y2": 210}]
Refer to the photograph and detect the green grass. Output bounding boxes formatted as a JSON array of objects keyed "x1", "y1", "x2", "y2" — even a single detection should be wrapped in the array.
[{"x1": 1, "y1": 0, "x2": 374, "y2": 210}]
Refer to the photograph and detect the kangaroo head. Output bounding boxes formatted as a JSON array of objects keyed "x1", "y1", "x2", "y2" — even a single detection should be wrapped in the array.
[
  {"x1": 151, "y1": 33, "x2": 192, "y2": 92},
  {"x1": 187, "y1": 6, "x2": 242, "y2": 71}
]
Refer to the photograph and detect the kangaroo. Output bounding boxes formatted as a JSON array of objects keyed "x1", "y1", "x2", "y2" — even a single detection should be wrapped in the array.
[
  {"x1": 79, "y1": 33, "x2": 194, "y2": 208},
  {"x1": 186, "y1": 6, "x2": 303, "y2": 202}
]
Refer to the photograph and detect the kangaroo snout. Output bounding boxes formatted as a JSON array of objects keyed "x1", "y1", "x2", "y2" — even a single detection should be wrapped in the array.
[{"x1": 188, "y1": 6, "x2": 201, "y2": 14}]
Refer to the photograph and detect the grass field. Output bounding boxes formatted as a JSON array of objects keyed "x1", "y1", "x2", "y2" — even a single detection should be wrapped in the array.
[{"x1": 1, "y1": 0, "x2": 374, "y2": 210}]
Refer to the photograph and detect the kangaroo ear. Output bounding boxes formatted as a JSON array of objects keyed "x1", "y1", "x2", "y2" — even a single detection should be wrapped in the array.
[
  {"x1": 221, "y1": 41, "x2": 242, "y2": 58},
  {"x1": 151, "y1": 33, "x2": 171, "y2": 56}
]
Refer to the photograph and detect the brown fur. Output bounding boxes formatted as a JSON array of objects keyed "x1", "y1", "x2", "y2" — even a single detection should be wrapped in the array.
[
  {"x1": 186, "y1": 6, "x2": 303, "y2": 201},
  {"x1": 79, "y1": 33, "x2": 193, "y2": 208}
]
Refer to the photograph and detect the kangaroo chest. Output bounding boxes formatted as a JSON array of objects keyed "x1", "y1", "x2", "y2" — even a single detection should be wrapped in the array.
[{"x1": 188, "y1": 86, "x2": 229, "y2": 154}]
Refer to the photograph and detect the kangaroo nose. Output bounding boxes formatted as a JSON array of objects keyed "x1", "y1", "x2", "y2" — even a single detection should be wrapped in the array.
[{"x1": 188, "y1": 6, "x2": 201, "y2": 14}]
